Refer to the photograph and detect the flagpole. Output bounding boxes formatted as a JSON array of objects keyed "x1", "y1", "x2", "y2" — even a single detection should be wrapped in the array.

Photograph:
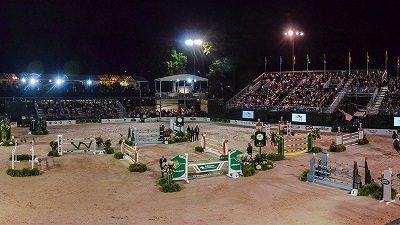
[
  {"x1": 348, "y1": 52, "x2": 351, "y2": 75},
  {"x1": 385, "y1": 50, "x2": 388, "y2": 72},
  {"x1": 264, "y1": 56, "x2": 267, "y2": 73},
  {"x1": 306, "y1": 54, "x2": 309, "y2": 72},
  {"x1": 366, "y1": 52, "x2": 369, "y2": 76},
  {"x1": 324, "y1": 53, "x2": 326, "y2": 76},
  {"x1": 397, "y1": 57, "x2": 399, "y2": 80}
]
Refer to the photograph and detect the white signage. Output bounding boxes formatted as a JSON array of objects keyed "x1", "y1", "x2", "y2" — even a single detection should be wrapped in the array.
[
  {"x1": 394, "y1": 117, "x2": 400, "y2": 127},
  {"x1": 292, "y1": 113, "x2": 306, "y2": 123},
  {"x1": 242, "y1": 111, "x2": 254, "y2": 119}
]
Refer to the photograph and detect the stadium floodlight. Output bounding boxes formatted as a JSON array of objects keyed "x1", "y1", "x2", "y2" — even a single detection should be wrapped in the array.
[
  {"x1": 185, "y1": 39, "x2": 194, "y2": 46},
  {"x1": 177, "y1": 79, "x2": 180, "y2": 82},
  {"x1": 56, "y1": 78, "x2": 63, "y2": 85},
  {"x1": 284, "y1": 28, "x2": 304, "y2": 72},
  {"x1": 193, "y1": 39, "x2": 202, "y2": 46},
  {"x1": 30, "y1": 78, "x2": 37, "y2": 85},
  {"x1": 194, "y1": 79, "x2": 196, "y2": 82},
  {"x1": 87, "y1": 80, "x2": 92, "y2": 85},
  {"x1": 21, "y1": 78, "x2": 27, "y2": 83},
  {"x1": 49, "y1": 80, "x2": 52, "y2": 83},
  {"x1": 187, "y1": 78, "x2": 192, "y2": 83}
]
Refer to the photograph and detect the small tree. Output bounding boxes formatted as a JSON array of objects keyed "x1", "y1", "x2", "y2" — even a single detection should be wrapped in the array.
[{"x1": 166, "y1": 49, "x2": 188, "y2": 75}]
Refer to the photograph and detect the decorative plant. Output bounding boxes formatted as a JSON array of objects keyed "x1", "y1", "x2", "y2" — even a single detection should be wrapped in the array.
[
  {"x1": 159, "y1": 160, "x2": 181, "y2": 193},
  {"x1": 0, "y1": 119, "x2": 11, "y2": 132},
  {"x1": 310, "y1": 128, "x2": 321, "y2": 140},
  {"x1": 95, "y1": 137, "x2": 104, "y2": 147},
  {"x1": 270, "y1": 133, "x2": 282, "y2": 145}
]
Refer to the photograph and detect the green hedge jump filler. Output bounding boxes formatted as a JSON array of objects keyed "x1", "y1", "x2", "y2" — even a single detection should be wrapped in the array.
[{"x1": 171, "y1": 150, "x2": 243, "y2": 183}]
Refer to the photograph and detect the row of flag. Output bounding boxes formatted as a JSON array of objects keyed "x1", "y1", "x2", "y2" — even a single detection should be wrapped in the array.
[{"x1": 265, "y1": 52, "x2": 400, "y2": 69}]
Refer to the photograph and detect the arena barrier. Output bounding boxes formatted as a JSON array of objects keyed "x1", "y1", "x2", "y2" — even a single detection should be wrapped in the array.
[
  {"x1": 307, "y1": 152, "x2": 371, "y2": 191},
  {"x1": 57, "y1": 134, "x2": 102, "y2": 156},
  {"x1": 128, "y1": 126, "x2": 164, "y2": 145},
  {"x1": 11, "y1": 140, "x2": 37, "y2": 170},
  {"x1": 171, "y1": 150, "x2": 243, "y2": 183},
  {"x1": 200, "y1": 133, "x2": 229, "y2": 157},
  {"x1": 277, "y1": 133, "x2": 313, "y2": 156},
  {"x1": 336, "y1": 128, "x2": 364, "y2": 147},
  {"x1": 380, "y1": 169, "x2": 400, "y2": 203},
  {"x1": 120, "y1": 140, "x2": 139, "y2": 164}
]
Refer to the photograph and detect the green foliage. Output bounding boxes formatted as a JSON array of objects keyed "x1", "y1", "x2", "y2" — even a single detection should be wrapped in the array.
[
  {"x1": 253, "y1": 153, "x2": 274, "y2": 171},
  {"x1": 0, "y1": 118, "x2": 11, "y2": 131},
  {"x1": 170, "y1": 131, "x2": 189, "y2": 143},
  {"x1": 329, "y1": 142, "x2": 346, "y2": 152},
  {"x1": 299, "y1": 169, "x2": 310, "y2": 182},
  {"x1": 166, "y1": 49, "x2": 187, "y2": 75},
  {"x1": 0, "y1": 139, "x2": 15, "y2": 146},
  {"x1": 250, "y1": 134, "x2": 255, "y2": 140},
  {"x1": 6, "y1": 168, "x2": 41, "y2": 177},
  {"x1": 31, "y1": 130, "x2": 48, "y2": 135},
  {"x1": 104, "y1": 147, "x2": 114, "y2": 154},
  {"x1": 310, "y1": 128, "x2": 321, "y2": 139},
  {"x1": 47, "y1": 150, "x2": 60, "y2": 157},
  {"x1": 357, "y1": 182, "x2": 396, "y2": 200},
  {"x1": 194, "y1": 146, "x2": 203, "y2": 152},
  {"x1": 160, "y1": 182, "x2": 182, "y2": 193},
  {"x1": 308, "y1": 146, "x2": 323, "y2": 153},
  {"x1": 260, "y1": 161, "x2": 274, "y2": 170},
  {"x1": 210, "y1": 118, "x2": 230, "y2": 123},
  {"x1": 242, "y1": 164, "x2": 255, "y2": 177},
  {"x1": 104, "y1": 139, "x2": 112, "y2": 148},
  {"x1": 264, "y1": 153, "x2": 285, "y2": 161},
  {"x1": 9, "y1": 154, "x2": 35, "y2": 161},
  {"x1": 219, "y1": 154, "x2": 228, "y2": 161},
  {"x1": 128, "y1": 163, "x2": 147, "y2": 172},
  {"x1": 357, "y1": 137, "x2": 369, "y2": 145},
  {"x1": 76, "y1": 119, "x2": 101, "y2": 124},
  {"x1": 202, "y1": 41, "x2": 214, "y2": 56},
  {"x1": 270, "y1": 133, "x2": 282, "y2": 145},
  {"x1": 114, "y1": 152, "x2": 124, "y2": 159},
  {"x1": 49, "y1": 141, "x2": 58, "y2": 151}
]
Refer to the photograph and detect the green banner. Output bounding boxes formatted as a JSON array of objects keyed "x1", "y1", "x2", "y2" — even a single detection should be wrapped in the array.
[
  {"x1": 254, "y1": 131, "x2": 266, "y2": 147},
  {"x1": 193, "y1": 162, "x2": 224, "y2": 173},
  {"x1": 229, "y1": 150, "x2": 242, "y2": 173},
  {"x1": 172, "y1": 155, "x2": 187, "y2": 180}
]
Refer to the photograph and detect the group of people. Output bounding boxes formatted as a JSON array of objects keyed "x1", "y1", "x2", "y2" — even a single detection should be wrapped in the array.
[
  {"x1": 187, "y1": 125, "x2": 200, "y2": 142},
  {"x1": 233, "y1": 70, "x2": 388, "y2": 111}
]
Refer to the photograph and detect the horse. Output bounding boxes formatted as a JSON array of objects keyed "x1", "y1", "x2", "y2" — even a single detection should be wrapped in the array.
[{"x1": 393, "y1": 139, "x2": 400, "y2": 154}]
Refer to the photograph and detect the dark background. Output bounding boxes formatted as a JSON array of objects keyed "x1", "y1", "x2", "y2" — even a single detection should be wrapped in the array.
[{"x1": 1, "y1": 1, "x2": 400, "y2": 91}]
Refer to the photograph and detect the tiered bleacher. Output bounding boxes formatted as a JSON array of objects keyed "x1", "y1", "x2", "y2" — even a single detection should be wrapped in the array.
[{"x1": 380, "y1": 77, "x2": 400, "y2": 115}]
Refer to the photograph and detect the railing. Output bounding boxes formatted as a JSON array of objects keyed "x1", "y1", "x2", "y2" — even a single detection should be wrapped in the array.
[
  {"x1": 231, "y1": 105, "x2": 330, "y2": 113},
  {"x1": 155, "y1": 92, "x2": 207, "y2": 99},
  {"x1": 366, "y1": 88, "x2": 379, "y2": 109},
  {"x1": 226, "y1": 72, "x2": 266, "y2": 108}
]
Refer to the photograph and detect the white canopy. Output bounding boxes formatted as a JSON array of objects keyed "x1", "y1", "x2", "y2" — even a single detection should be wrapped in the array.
[{"x1": 154, "y1": 74, "x2": 208, "y2": 82}]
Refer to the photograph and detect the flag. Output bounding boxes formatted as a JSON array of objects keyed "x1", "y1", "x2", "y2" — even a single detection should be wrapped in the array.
[
  {"x1": 307, "y1": 54, "x2": 311, "y2": 65},
  {"x1": 348, "y1": 52, "x2": 351, "y2": 64},
  {"x1": 367, "y1": 52, "x2": 369, "y2": 63},
  {"x1": 338, "y1": 109, "x2": 353, "y2": 121},
  {"x1": 324, "y1": 53, "x2": 326, "y2": 64},
  {"x1": 386, "y1": 50, "x2": 388, "y2": 61},
  {"x1": 280, "y1": 56, "x2": 282, "y2": 65},
  {"x1": 293, "y1": 55, "x2": 296, "y2": 65},
  {"x1": 397, "y1": 57, "x2": 399, "y2": 68}
]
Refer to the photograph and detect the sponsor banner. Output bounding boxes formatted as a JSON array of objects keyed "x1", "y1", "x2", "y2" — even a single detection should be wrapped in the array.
[
  {"x1": 364, "y1": 129, "x2": 397, "y2": 136},
  {"x1": 10, "y1": 122, "x2": 18, "y2": 128},
  {"x1": 101, "y1": 118, "x2": 136, "y2": 124},
  {"x1": 46, "y1": 120, "x2": 76, "y2": 126},
  {"x1": 229, "y1": 120, "x2": 257, "y2": 127},
  {"x1": 184, "y1": 117, "x2": 210, "y2": 122}
]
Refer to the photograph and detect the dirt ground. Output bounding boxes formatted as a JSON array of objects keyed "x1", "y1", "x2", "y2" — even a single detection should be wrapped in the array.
[{"x1": 0, "y1": 121, "x2": 399, "y2": 225}]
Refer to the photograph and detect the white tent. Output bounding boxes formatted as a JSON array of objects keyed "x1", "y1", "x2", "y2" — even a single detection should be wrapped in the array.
[{"x1": 154, "y1": 74, "x2": 208, "y2": 82}]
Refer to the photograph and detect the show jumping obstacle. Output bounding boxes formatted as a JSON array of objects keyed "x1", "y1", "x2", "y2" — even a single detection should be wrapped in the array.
[
  {"x1": 277, "y1": 133, "x2": 313, "y2": 156},
  {"x1": 11, "y1": 140, "x2": 36, "y2": 170},
  {"x1": 336, "y1": 126, "x2": 364, "y2": 147},
  {"x1": 57, "y1": 134, "x2": 100, "y2": 156},
  {"x1": 127, "y1": 126, "x2": 164, "y2": 145},
  {"x1": 120, "y1": 140, "x2": 140, "y2": 164},
  {"x1": 307, "y1": 152, "x2": 371, "y2": 191},
  {"x1": 171, "y1": 150, "x2": 243, "y2": 183},
  {"x1": 380, "y1": 168, "x2": 400, "y2": 203},
  {"x1": 265, "y1": 121, "x2": 292, "y2": 137},
  {"x1": 200, "y1": 133, "x2": 229, "y2": 157}
]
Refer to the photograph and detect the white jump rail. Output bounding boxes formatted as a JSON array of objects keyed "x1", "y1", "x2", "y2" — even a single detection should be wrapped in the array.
[
  {"x1": 57, "y1": 134, "x2": 100, "y2": 156},
  {"x1": 120, "y1": 140, "x2": 139, "y2": 164},
  {"x1": 11, "y1": 140, "x2": 36, "y2": 170}
]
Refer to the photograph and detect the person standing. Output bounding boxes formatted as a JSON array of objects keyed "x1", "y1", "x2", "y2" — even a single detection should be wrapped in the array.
[
  {"x1": 159, "y1": 156, "x2": 167, "y2": 177},
  {"x1": 190, "y1": 127, "x2": 195, "y2": 142},
  {"x1": 392, "y1": 131, "x2": 398, "y2": 141},
  {"x1": 186, "y1": 125, "x2": 191, "y2": 135},
  {"x1": 246, "y1": 143, "x2": 253, "y2": 157},
  {"x1": 194, "y1": 125, "x2": 200, "y2": 141}
]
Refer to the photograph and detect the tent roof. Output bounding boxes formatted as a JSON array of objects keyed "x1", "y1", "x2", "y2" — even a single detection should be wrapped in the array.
[{"x1": 154, "y1": 74, "x2": 208, "y2": 82}]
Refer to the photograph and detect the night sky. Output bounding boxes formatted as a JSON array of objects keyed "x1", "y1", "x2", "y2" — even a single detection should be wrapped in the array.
[{"x1": 1, "y1": 1, "x2": 400, "y2": 83}]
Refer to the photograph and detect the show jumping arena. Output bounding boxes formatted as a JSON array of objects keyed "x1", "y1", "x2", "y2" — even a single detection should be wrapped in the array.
[{"x1": 0, "y1": 121, "x2": 400, "y2": 225}]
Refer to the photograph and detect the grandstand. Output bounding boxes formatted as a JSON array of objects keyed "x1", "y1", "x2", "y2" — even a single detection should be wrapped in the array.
[{"x1": 0, "y1": 69, "x2": 398, "y2": 129}]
